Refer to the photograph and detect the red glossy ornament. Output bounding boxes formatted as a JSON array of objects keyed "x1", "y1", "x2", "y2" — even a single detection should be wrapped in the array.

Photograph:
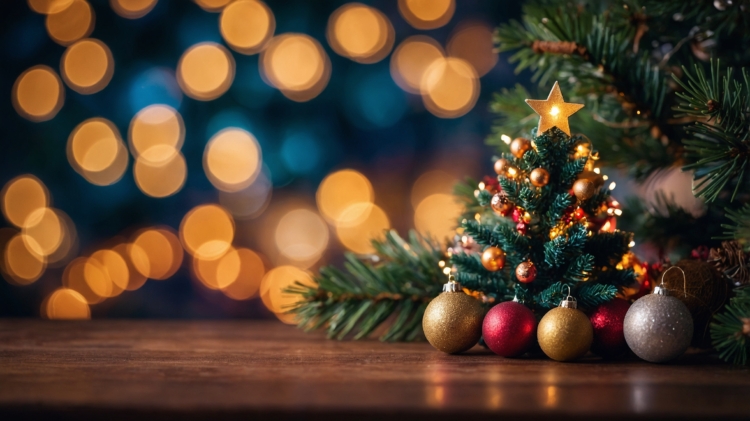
[
  {"x1": 512, "y1": 208, "x2": 521, "y2": 223},
  {"x1": 482, "y1": 301, "x2": 538, "y2": 357},
  {"x1": 516, "y1": 222, "x2": 527, "y2": 234},
  {"x1": 574, "y1": 207, "x2": 585, "y2": 220},
  {"x1": 589, "y1": 298, "x2": 631, "y2": 358}
]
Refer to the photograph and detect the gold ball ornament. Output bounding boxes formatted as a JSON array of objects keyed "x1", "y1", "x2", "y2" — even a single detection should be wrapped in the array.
[
  {"x1": 537, "y1": 292, "x2": 593, "y2": 361},
  {"x1": 578, "y1": 170, "x2": 605, "y2": 189},
  {"x1": 515, "y1": 261, "x2": 537, "y2": 283},
  {"x1": 529, "y1": 168, "x2": 550, "y2": 187},
  {"x1": 423, "y1": 279, "x2": 485, "y2": 354},
  {"x1": 494, "y1": 158, "x2": 510, "y2": 175},
  {"x1": 481, "y1": 246, "x2": 506, "y2": 271},
  {"x1": 510, "y1": 137, "x2": 532, "y2": 159},
  {"x1": 572, "y1": 178, "x2": 596, "y2": 201},
  {"x1": 490, "y1": 192, "x2": 513, "y2": 215}
]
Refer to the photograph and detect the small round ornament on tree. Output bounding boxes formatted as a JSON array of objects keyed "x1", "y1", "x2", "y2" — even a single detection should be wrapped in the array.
[
  {"x1": 537, "y1": 286, "x2": 593, "y2": 362},
  {"x1": 515, "y1": 261, "x2": 537, "y2": 283},
  {"x1": 490, "y1": 192, "x2": 513, "y2": 216},
  {"x1": 481, "y1": 246, "x2": 506, "y2": 271},
  {"x1": 510, "y1": 137, "x2": 532, "y2": 158},
  {"x1": 423, "y1": 275, "x2": 485, "y2": 354},
  {"x1": 589, "y1": 298, "x2": 630, "y2": 358},
  {"x1": 572, "y1": 178, "x2": 596, "y2": 201},
  {"x1": 530, "y1": 168, "x2": 550, "y2": 187},
  {"x1": 624, "y1": 267, "x2": 694, "y2": 363},
  {"x1": 494, "y1": 158, "x2": 510, "y2": 175},
  {"x1": 483, "y1": 300, "x2": 537, "y2": 357}
]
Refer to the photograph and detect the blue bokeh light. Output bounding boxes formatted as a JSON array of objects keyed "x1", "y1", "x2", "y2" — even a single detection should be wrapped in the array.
[
  {"x1": 281, "y1": 131, "x2": 322, "y2": 175},
  {"x1": 344, "y1": 66, "x2": 408, "y2": 130},
  {"x1": 128, "y1": 67, "x2": 183, "y2": 113}
]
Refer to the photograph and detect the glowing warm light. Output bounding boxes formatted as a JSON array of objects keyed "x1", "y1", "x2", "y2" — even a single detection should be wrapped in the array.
[
  {"x1": 45, "y1": 288, "x2": 90, "y2": 320},
  {"x1": 46, "y1": 209, "x2": 77, "y2": 267},
  {"x1": 220, "y1": 0, "x2": 275, "y2": 55},
  {"x1": 421, "y1": 57, "x2": 479, "y2": 118},
  {"x1": 327, "y1": 3, "x2": 394, "y2": 64},
  {"x1": 110, "y1": 0, "x2": 158, "y2": 19},
  {"x1": 180, "y1": 204, "x2": 235, "y2": 259},
  {"x1": 316, "y1": 169, "x2": 374, "y2": 226},
  {"x1": 260, "y1": 265, "x2": 316, "y2": 317},
  {"x1": 219, "y1": 171, "x2": 272, "y2": 220},
  {"x1": 61, "y1": 38, "x2": 114, "y2": 94},
  {"x1": 194, "y1": 0, "x2": 231, "y2": 12},
  {"x1": 111, "y1": 244, "x2": 147, "y2": 290},
  {"x1": 130, "y1": 228, "x2": 183, "y2": 280},
  {"x1": 628, "y1": 240, "x2": 636, "y2": 248},
  {"x1": 390, "y1": 35, "x2": 444, "y2": 94},
  {"x1": 12, "y1": 66, "x2": 64, "y2": 122},
  {"x1": 21, "y1": 207, "x2": 62, "y2": 257},
  {"x1": 4, "y1": 235, "x2": 46, "y2": 286},
  {"x1": 414, "y1": 193, "x2": 463, "y2": 241},
  {"x1": 550, "y1": 106, "x2": 560, "y2": 116},
  {"x1": 260, "y1": 33, "x2": 331, "y2": 102},
  {"x1": 336, "y1": 204, "x2": 390, "y2": 254},
  {"x1": 28, "y1": 0, "x2": 74, "y2": 14},
  {"x1": 274, "y1": 209, "x2": 329, "y2": 266},
  {"x1": 501, "y1": 134, "x2": 512, "y2": 144},
  {"x1": 68, "y1": 118, "x2": 129, "y2": 186},
  {"x1": 63, "y1": 257, "x2": 105, "y2": 304},
  {"x1": 45, "y1": 0, "x2": 94, "y2": 45},
  {"x1": 177, "y1": 43, "x2": 235, "y2": 101},
  {"x1": 398, "y1": 0, "x2": 454, "y2": 30},
  {"x1": 609, "y1": 182, "x2": 617, "y2": 190},
  {"x1": 194, "y1": 245, "x2": 240, "y2": 290},
  {"x1": 221, "y1": 248, "x2": 265, "y2": 300},
  {"x1": 447, "y1": 22, "x2": 498, "y2": 77},
  {"x1": 133, "y1": 152, "x2": 187, "y2": 198},
  {"x1": 410, "y1": 170, "x2": 456, "y2": 209},
  {"x1": 1, "y1": 175, "x2": 49, "y2": 228},
  {"x1": 88, "y1": 249, "x2": 129, "y2": 297},
  {"x1": 129, "y1": 104, "x2": 185, "y2": 164},
  {"x1": 204, "y1": 128, "x2": 262, "y2": 192}
]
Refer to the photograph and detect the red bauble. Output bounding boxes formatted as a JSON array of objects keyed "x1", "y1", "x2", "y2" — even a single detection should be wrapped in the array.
[
  {"x1": 589, "y1": 298, "x2": 631, "y2": 358},
  {"x1": 482, "y1": 301, "x2": 537, "y2": 357}
]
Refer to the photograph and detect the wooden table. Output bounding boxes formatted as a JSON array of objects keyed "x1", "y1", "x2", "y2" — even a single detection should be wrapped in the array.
[{"x1": 1, "y1": 320, "x2": 748, "y2": 420}]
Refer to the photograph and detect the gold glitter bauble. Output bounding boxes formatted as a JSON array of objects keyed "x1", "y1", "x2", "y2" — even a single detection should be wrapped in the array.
[
  {"x1": 572, "y1": 178, "x2": 596, "y2": 201},
  {"x1": 524, "y1": 81, "x2": 584, "y2": 136},
  {"x1": 510, "y1": 137, "x2": 531, "y2": 159},
  {"x1": 481, "y1": 246, "x2": 505, "y2": 271},
  {"x1": 529, "y1": 168, "x2": 550, "y2": 187},
  {"x1": 423, "y1": 291, "x2": 484, "y2": 354},
  {"x1": 537, "y1": 307, "x2": 593, "y2": 361},
  {"x1": 490, "y1": 192, "x2": 513, "y2": 215},
  {"x1": 494, "y1": 158, "x2": 510, "y2": 175}
]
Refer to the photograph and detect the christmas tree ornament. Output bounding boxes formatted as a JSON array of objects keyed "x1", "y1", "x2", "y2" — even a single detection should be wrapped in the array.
[
  {"x1": 490, "y1": 192, "x2": 513, "y2": 216},
  {"x1": 578, "y1": 170, "x2": 604, "y2": 189},
  {"x1": 423, "y1": 275, "x2": 485, "y2": 354},
  {"x1": 661, "y1": 260, "x2": 729, "y2": 348},
  {"x1": 515, "y1": 261, "x2": 537, "y2": 283},
  {"x1": 537, "y1": 286, "x2": 593, "y2": 361},
  {"x1": 529, "y1": 168, "x2": 550, "y2": 187},
  {"x1": 481, "y1": 246, "x2": 506, "y2": 271},
  {"x1": 516, "y1": 221, "x2": 528, "y2": 234},
  {"x1": 572, "y1": 178, "x2": 596, "y2": 201},
  {"x1": 483, "y1": 300, "x2": 537, "y2": 357},
  {"x1": 624, "y1": 266, "x2": 694, "y2": 363},
  {"x1": 525, "y1": 81, "x2": 585, "y2": 136},
  {"x1": 589, "y1": 298, "x2": 631, "y2": 358},
  {"x1": 494, "y1": 158, "x2": 510, "y2": 175},
  {"x1": 510, "y1": 137, "x2": 532, "y2": 159}
]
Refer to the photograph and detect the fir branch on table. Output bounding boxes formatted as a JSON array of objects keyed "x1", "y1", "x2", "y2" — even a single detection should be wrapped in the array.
[
  {"x1": 287, "y1": 231, "x2": 445, "y2": 341},
  {"x1": 711, "y1": 286, "x2": 750, "y2": 365}
]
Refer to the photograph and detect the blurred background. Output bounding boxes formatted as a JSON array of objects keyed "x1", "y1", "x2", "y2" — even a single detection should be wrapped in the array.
[{"x1": 4, "y1": 0, "x2": 683, "y2": 321}]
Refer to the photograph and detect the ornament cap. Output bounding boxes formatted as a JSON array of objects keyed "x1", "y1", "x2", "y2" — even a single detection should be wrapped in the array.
[
  {"x1": 443, "y1": 275, "x2": 462, "y2": 292},
  {"x1": 654, "y1": 266, "x2": 687, "y2": 297},
  {"x1": 559, "y1": 284, "x2": 578, "y2": 309}
]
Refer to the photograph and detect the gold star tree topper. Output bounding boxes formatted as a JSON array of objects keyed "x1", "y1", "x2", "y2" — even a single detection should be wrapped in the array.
[{"x1": 525, "y1": 81, "x2": 584, "y2": 136}]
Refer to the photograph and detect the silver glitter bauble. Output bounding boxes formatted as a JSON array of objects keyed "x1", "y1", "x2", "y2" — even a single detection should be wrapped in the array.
[{"x1": 623, "y1": 290, "x2": 693, "y2": 363}]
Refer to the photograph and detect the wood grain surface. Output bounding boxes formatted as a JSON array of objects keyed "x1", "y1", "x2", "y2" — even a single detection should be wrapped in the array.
[{"x1": 1, "y1": 320, "x2": 749, "y2": 420}]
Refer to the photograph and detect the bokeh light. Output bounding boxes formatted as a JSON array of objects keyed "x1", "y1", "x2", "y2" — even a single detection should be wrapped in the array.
[
  {"x1": 85, "y1": 249, "x2": 128, "y2": 298},
  {"x1": 46, "y1": 210, "x2": 78, "y2": 267},
  {"x1": 220, "y1": 248, "x2": 265, "y2": 300},
  {"x1": 129, "y1": 228, "x2": 183, "y2": 280},
  {"x1": 68, "y1": 118, "x2": 129, "y2": 186},
  {"x1": 390, "y1": 35, "x2": 444, "y2": 94},
  {"x1": 1, "y1": 175, "x2": 49, "y2": 228},
  {"x1": 316, "y1": 169, "x2": 374, "y2": 226},
  {"x1": 327, "y1": 3, "x2": 395, "y2": 64},
  {"x1": 21, "y1": 207, "x2": 62, "y2": 257},
  {"x1": 61, "y1": 38, "x2": 114, "y2": 94},
  {"x1": 28, "y1": 0, "x2": 74, "y2": 14},
  {"x1": 260, "y1": 33, "x2": 331, "y2": 102},
  {"x1": 112, "y1": 244, "x2": 147, "y2": 290},
  {"x1": 45, "y1": 0, "x2": 94, "y2": 45},
  {"x1": 177, "y1": 42, "x2": 235, "y2": 101},
  {"x1": 12, "y1": 65, "x2": 65, "y2": 122},
  {"x1": 204, "y1": 128, "x2": 262, "y2": 192},
  {"x1": 411, "y1": 170, "x2": 456, "y2": 208},
  {"x1": 4, "y1": 234, "x2": 46, "y2": 286},
  {"x1": 194, "y1": 0, "x2": 231, "y2": 12},
  {"x1": 220, "y1": 0, "x2": 275, "y2": 55},
  {"x1": 129, "y1": 104, "x2": 185, "y2": 164},
  {"x1": 335, "y1": 204, "x2": 390, "y2": 254},
  {"x1": 45, "y1": 288, "x2": 90, "y2": 320},
  {"x1": 414, "y1": 193, "x2": 463, "y2": 241},
  {"x1": 398, "y1": 0, "x2": 455, "y2": 30},
  {"x1": 180, "y1": 204, "x2": 235, "y2": 260},
  {"x1": 194, "y1": 246, "x2": 250, "y2": 290},
  {"x1": 62, "y1": 257, "x2": 105, "y2": 304},
  {"x1": 133, "y1": 151, "x2": 187, "y2": 198},
  {"x1": 274, "y1": 209, "x2": 328, "y2": 267},
  {"x1": 447, "y1": 21, "x2": 498, "y2": 77},
  {"x1": 219, "y1": 170, "x2": 272, "y2": 220},
  {"x1": 421, "y1": 57, "x2": 479, "y2": 118},
  {"x1": 110, "y1": 0, "x2": 158, "y2": 19},
  {"x1": 260, "y1": 265, "x2": 316, "y2": 320}
]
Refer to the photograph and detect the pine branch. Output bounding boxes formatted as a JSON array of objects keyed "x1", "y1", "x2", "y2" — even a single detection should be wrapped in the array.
[
  {"x1": 544, "y1": 223, "x2": 588, "y2": 268},
  {"x1": 711, "y1": 286, "x2": 750, "y2": 365},
  {"x1": 721, "y1": 203, "x2": 750, "y2": 241},
  {"x1": 576, "y1": 282, "x2": 618, "y2": 308}
]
